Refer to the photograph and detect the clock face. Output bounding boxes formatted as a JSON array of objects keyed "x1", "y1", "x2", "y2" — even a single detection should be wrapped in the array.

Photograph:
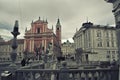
[{"x1": 57, "y1": 28, "x2": 59, "y2": 30}]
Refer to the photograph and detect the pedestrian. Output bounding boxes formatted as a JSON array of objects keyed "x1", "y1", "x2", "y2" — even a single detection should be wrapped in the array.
[
  {"x1": 21, "y1": 58, "x2": 26, "y2": 66},
  {"x1": 58, "y1": 61, "x2": 69, "y2": 80}
]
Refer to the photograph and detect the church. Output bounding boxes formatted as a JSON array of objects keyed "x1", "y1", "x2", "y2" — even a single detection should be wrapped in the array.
[{"x1": 24, "y1": 17, "x2": 62, "y2": 57}]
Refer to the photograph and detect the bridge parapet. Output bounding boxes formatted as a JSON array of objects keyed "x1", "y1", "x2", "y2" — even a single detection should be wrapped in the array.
[{"x1": 15, "y1": 68, "x2": 118, "y2": 80}]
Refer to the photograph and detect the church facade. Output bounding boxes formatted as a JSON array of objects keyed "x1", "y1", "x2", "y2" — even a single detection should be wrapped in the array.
[{"x1": 24, "y1": 17, "x2": 62, "y2": 57}]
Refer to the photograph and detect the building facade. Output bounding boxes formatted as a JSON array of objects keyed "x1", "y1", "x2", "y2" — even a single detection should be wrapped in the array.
[
  {"x1": 0, "y1": 37, "x2": 24, "y2": 61},
  {"x1": 73, "y1": 22, "x2": 118, "y2": 62},
  {"x1": 24, "y1": 17, "x2": 62, "y2": 57},
  {"x1": 61, "y1": 40, "x2": 75, "y2": 57}
]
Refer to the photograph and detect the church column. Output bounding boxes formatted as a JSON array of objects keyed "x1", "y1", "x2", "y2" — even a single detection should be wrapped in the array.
[
  {"x1": 32, "y1": 39, "x2": 34, "y2": 52},
  {"x1": 24, "y1": 40, "x2": 26, "y2": 51},
  {"x1": 45, "y1": 38, "x2": 47, "y2": 52},
  {"x1": 42, "y1": 39, "x2": 44, "y2": 52},
  {"x1": 30, "y1": 39, "x2": 32, "y2": 52}
]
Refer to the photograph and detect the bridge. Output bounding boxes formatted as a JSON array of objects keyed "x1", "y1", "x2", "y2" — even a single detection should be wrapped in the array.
[{"x1": 0, "y1": 58, "x2": 118, "y2": 80}]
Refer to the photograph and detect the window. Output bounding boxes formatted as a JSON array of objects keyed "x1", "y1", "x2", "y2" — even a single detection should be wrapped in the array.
[
  {"x1": 107, "y1": 41, "x2": 110, "y2": 47},
  {"x1": 106, "y1": 31, "x2": 109, "y2": 38},
  {"x1": 88, "y1": 42, "x2": 91, "y2": 47},
  {"x1": 37, "y1": 28, "x2": 40, "y2": 33},
  {"x1": 112, "y1": 51, "x2": 115, "y2": 59},
  {"x1": 97, "y1": 41, "x2": 102, "y2": 47},
  {"x1": 111, "y1": 41, "x2": 114, "y2": 47},
  {"x1": 111, "y1": 32, "x2": 113, "y2": 38},
  {"x1": 106, "y1": 51, "x2": 110, "y2": 59},
  {"x1": 97, "y1": 30, "x2": 101, "y2": 37}
]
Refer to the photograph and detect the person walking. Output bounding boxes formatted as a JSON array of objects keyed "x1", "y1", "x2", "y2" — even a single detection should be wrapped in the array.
[{"x1": 58, "y1": 61, "x2": 69, "y2": 80}]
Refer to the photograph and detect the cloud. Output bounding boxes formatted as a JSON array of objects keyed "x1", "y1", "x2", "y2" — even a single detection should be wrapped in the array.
[
  {"x1": 0, "y1": 0, "x2": 115, "y2": 42},
  {"x1": 0, "y1": 22, "x2": 12, "y2": 31},
  {"x1": 0, "y1": 29, "x2": 12, "y2": 41}
]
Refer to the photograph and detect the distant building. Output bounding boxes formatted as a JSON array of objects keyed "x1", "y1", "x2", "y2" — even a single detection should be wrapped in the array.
[
  {"x1": 73, "y1": 22, "x2": 118, "y2": 62},
  {"x1": 0, "y1": 38, "x2": 24, "y2": 61},
  {"x1": 24, "y1": 17, "x2": 62, "y2": 58},
  {"x1": 61, "y1": 40, "x2": 75, "y2": 57}
]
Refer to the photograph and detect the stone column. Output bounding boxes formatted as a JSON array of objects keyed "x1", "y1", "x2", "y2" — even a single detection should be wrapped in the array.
[{"x1": 10, "y1": 20, "x2": 20, "y2": 67}]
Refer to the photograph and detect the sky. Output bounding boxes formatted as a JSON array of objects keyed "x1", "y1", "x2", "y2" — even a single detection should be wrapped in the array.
[{"x1": 0, "y1": 0, "x2": 115, "y2": 43}]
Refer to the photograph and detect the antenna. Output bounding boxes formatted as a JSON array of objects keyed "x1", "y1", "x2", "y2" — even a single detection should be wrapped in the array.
[{"x1": 86, "y1": 17, "x2": 88, "y2": 23}]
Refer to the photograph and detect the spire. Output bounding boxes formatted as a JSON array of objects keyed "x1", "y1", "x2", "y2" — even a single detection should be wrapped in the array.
[
  {"x1": 25, "y1": 27, "x2": 27, "y2": 32},
  {"x1": 31, "y1": 20, "x2": 33, "y2": 27},
  {"x1": 56, "y1": 18, "x2": 61, "y2": 28},
  {"x1": 46, "y1": 19, "x2": 48, "y2": 23},
  {"x1": 57, "y1": 18, "x2": 60, "y2": 25},
  {"x1": 39, "y1": 17, "x2": 40, "y2": 20}
]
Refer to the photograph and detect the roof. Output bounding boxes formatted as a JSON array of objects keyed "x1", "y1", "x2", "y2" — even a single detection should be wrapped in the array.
[
  {"x1": 0, "y1": 39, "x2": 24, "y2": 45},
  {"x1": 73, "y1": 22, "x2": 116, "y2": 39}
]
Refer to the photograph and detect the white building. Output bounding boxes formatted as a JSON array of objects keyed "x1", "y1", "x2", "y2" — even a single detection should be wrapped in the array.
[{"x1": 73, "y1": 22, "x2": 118, "y2": 62}]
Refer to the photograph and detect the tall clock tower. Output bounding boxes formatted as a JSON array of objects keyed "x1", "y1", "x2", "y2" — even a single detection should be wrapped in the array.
[{"x1": 56, "y1": 18, "x2": 61, "y2": 47}]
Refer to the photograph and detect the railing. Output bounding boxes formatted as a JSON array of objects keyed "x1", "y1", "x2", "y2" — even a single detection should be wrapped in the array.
[
  {"x1": 15, "y1": 67, "x2": 118, "y2": 80},
  {"x1": 0, "y1": 61, "x2": 45, "y2": 80}
]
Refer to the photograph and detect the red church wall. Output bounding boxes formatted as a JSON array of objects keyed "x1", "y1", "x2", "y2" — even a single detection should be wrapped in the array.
[{"x1": 24, "y1": 17, "x2": 61, "y2": 57}]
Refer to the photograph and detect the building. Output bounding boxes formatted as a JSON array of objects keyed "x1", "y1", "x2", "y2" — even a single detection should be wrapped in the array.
[
  {"x1": 61, "y1": 40, "x2": 75, "y2": 57},
  {"x1": 24, "y1": 17, "x2": 62, "y2": 58},
  {"x1": 73, "y1": 22, "x2": 118, "y2": 62},
  {"x1": 0, "y1": 37, "x2": 24, "y2": 61}
]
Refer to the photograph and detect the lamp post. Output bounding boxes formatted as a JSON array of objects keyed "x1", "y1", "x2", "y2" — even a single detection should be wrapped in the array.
[{"x1": 10, "y1": 20, "x2": 20, "y2": 66}]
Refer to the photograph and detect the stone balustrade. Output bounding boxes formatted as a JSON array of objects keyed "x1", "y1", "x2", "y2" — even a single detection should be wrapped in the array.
[{"x1": 15, "y1": 67, "x2": 118, "y2": 80}]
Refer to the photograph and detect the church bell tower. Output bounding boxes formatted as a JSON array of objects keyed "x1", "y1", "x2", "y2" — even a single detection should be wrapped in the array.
[{"x1": 56, "y1": 18, "x2": 61, "y2": 46}]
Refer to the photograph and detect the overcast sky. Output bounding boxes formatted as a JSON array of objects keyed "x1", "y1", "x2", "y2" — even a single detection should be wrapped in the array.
[{"x1": 0, "y1": 0, "x2": 114, "y2": 42}]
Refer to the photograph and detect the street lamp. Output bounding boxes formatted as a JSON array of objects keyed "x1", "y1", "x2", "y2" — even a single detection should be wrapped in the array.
[{"x1": 10, "y1": 20, "x2": 20, "y2": 66}]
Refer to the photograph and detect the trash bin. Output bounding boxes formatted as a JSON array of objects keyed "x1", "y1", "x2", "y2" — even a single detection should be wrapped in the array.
[{"x1": 1, "y1": 71, "x2": 12, "y2": 80}]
